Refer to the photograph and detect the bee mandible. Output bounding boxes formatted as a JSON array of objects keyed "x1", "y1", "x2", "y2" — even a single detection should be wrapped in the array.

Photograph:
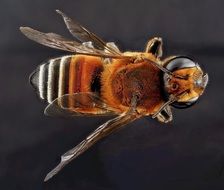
[{"x1": 20, "y1": 10, "x2": 208, "y2": 181}]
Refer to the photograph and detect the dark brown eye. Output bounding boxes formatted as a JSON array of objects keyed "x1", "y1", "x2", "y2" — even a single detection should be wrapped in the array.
[{"x1": 171, "y1": 83, "x2": 178, "y2": 90}]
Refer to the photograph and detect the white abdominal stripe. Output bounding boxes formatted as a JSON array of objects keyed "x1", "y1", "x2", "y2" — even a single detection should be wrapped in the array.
[{"x1": 30, "y1": 56, "x2": 71, "y2": 103}]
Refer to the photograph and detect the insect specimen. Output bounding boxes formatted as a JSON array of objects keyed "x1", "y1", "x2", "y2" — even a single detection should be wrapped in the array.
[{"x1": 20, "y1": 10, "x2": 208, "y2": 181}]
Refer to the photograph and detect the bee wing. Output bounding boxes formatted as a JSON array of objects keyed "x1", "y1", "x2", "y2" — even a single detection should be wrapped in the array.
[
  {"x1": 20, "y1": 27, "x2": 130, "y2": 59},
  {"x1": 44, "y1": 92, "x2": 117, "y2": 117},
  {"x1": 44, "y1": 95, "x2": 141, "y2": 181},
  {"x1": 56, "y1": 10, "x2": 122, "y2": 56}
]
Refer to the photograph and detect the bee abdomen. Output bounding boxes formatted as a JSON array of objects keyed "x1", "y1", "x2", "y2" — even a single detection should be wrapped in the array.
[
  {"x1": 30, "y1": 55, "x2": 103, "y2": 103},
  {"x1": 30, "y1": 56, "x2": 71, "y2": 103}
]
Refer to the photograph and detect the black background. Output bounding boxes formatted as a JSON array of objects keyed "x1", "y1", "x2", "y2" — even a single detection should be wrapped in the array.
[{"x1": 1, "y1": 0, "x2": 224, "y2": 189}]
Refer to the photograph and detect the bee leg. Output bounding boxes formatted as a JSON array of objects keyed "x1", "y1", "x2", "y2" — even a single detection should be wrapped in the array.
[
  {"x1": 145, "y1": 37, "x2": 163, "y2": 59},
  {"x1": 156, "y1": 106, "x2": 173, "y2": 123},
  {"x1": 152, "y1": 95, "x2": 176, "y2": 123}
]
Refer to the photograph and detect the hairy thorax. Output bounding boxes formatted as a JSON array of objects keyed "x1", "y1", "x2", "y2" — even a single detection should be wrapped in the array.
[{"x1": 101, "y1": 52, "x2": 164, "y2": 115}]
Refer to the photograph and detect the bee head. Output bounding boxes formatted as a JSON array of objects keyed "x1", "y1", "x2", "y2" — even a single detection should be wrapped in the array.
[{"x1": 163, "y1": 56, "x2": 208, "y2": 108}]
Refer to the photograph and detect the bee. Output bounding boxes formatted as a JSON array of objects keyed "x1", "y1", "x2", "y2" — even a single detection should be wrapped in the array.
[{"x1": 20, "y1": 10, "x2": 208, "y2": 181}]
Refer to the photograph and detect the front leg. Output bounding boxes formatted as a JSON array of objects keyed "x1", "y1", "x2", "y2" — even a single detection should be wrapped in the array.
[
  {"x1": 145, "y1": 37, "x2": 163, "y2": 59},
  {"x1": 156, "y1": 106, "x2": 173, "y2": 123},
  {"x1": 152, "y1": 94, "x2": 176, "y2": 123}
]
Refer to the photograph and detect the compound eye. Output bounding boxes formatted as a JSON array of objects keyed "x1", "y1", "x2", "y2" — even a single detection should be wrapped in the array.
[
  {"x1": 165, "y1": 56, "x2": 197, "y2": 71},
  {"x1": 171, "y1": 83, "x2": 179, "y2": 91},
  {"x1": 171, "y1": 96, "x2": 198, "y2": 109}
]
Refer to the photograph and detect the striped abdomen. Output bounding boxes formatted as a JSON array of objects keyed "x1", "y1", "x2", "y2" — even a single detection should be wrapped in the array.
[{"x1": 30, "y1": 55, "x2": 103, "y2": 103}]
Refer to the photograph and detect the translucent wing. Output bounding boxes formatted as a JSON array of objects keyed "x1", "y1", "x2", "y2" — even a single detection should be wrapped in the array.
[
  {"x1": 56, "y1": 10, "x2": 122, "y2": 56},
  {"x1": 44, "y1": 95, "x2": 141, "y2": 181},
  {"x1": 20, "y1": 27, "x2": 130, "y2": 59},
  {"x1": 45, "y1": 92, "x2": 117, "y2": 117},
  {"x1": 20, "y1": 27, "x2": 84, "y2": 51}
]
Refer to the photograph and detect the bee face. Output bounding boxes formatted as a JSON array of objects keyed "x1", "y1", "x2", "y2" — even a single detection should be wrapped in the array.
[{"x1": 163, "y1": 56, "x2": 208, "y2": 108}]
